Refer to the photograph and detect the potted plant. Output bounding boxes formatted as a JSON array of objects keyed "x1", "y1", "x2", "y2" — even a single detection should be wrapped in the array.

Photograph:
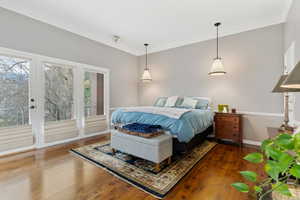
[{"x1": 232, "y1": 132, "x2": 300, "y2": 200}]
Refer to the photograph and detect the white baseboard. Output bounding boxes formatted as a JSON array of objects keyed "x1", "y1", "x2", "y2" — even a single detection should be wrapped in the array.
[
  {"x1": 242, "y1": 139, "x2": 261, "y2": 146},
  {"x1": 41, "y1": 130, "x2": 110, "y2": 148},
  {"x1": 0, "y1": 145, "x2": 36, "y2": 157},
  {"x1": 0, "y1": 130, "x2": 110, "y2": 157}
]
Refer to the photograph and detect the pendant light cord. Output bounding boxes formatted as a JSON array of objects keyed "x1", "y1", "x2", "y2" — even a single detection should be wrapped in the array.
[
  {"x1": 214, "y1": 22, "x2": 221, "y2": 59},
  {"x1": 144, "y1": 43, "x2": 149, "y2": 70},
  {"x1": 217, "y1": 25, "x2": 219, "y2": 59},
  {"x1": 146, "y1": 45, "x2": 148, "y2": 70}
]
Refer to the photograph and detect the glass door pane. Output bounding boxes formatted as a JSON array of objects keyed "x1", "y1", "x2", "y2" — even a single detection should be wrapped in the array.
[
  {"x1": 0, "y1": 54, "x2": 34, "y2": 152},
  {"x1": 44, "y1": 62, "x2": 78, "y2": 143},
  {"x1": 84, "y1": 71, "x2": 106, "y2": 135},
  {"x1": 44, "y1": 63, "x2": 74, "y2": 122},
  {"x1": 84, "y1": 71, "x2": 104, "y2": 117}
]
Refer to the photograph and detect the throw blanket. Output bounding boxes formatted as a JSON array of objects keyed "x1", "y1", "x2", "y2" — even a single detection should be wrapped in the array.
[
  {"x1": 123, "y1": 123, "x2": 162, "y2": 133},
  {"x1": 121, "y1": 106, "x2": 191, "y2": 119}
]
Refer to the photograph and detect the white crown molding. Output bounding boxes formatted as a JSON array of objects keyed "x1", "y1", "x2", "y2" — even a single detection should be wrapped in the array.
[
  {"x1": 281, "y1": 0, "x2": 294, "y2": 22},
  {"x1": 139, "y1": 22, "x2": 285, "y2": 56}
]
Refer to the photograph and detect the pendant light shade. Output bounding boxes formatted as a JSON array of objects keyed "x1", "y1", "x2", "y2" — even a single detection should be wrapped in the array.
[
  {"x1": 209, "y1": 22, "x2": 226, "y2": 76},
  {"x1": 141, "y1": 69, "x2": 152, "y2": 82},
  {"x1": 141, "y1": 43, "x2": 152, "y2": 83},
  {"x1": 210, "y1": 58, "x2": 225, "y2": 76}
]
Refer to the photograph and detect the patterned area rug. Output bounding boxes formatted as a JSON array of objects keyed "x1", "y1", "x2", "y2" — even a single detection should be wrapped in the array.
[{"x1": 70, "y1": 140, "x2": 217, "y2": 199}]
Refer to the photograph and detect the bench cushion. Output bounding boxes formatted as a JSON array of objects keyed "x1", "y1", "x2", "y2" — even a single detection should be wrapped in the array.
[{"x1": 111, "y1": 129, "x2": 172, "y2": 163}]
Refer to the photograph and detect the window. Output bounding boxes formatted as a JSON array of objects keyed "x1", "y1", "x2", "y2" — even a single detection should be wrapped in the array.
[
  {"x1": 0, "y1": 55, "x2": 30, "y2": 127},
  {"x1": 84, "y1": 71, "x2": 104, "y2": 117},
  {"x1": 44, "y1": 63, "x2": 74, "y2": 122}
]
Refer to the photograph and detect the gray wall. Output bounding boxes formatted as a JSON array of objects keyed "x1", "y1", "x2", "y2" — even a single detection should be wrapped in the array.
[
  {"x1": 0, "y1": 7, "x2": 139, "y2": 108},
  {"x1": 139, "y1": 24, "x2": 284, "y2": 113},
  {"x1": 138, "y1": 24, "x2": 284, "y2": 141},
  {"x1": 0, "y1": 7, "x2": 286, "y2": 142},
  {"x1": 284, "y1": 0, "x2": 300, "y2": 121}
]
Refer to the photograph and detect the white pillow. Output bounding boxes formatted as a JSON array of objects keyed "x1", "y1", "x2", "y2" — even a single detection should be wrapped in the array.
[
  {"x1": 165, "y1": 96, "x2": 179, "y2": 107},
  {"x1": 181, "y1": 97, "x2": 198, "y2": 109}
]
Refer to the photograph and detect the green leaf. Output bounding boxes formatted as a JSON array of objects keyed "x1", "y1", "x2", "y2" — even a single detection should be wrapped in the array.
[
  {"x1": 254, "y1": 185, "x2": 263, "y2": 193},
  {"x1": 265, "y1": 145, "x2": 282, "y2": 161},
  {"x1": 278, "y1": 152, "x2": 294, "y2": 172},
  {"x1": 240, "y1": 171, "x2": 257, "y2": 182},
  {"x1": 290, "y1": 164, "x2": 300, "y2": 178},
  {"x1": 272, "y1": 182, "x2": 292, "y2": 197},
  {"x1": 261, "y1": 139, "x2": 272, "y2": 152},
  {"x1": 244, "y1": 152, "x2": 264, "y2": 163},
  {"x1": 265, "y1": 160, "x2": 281, "y2": 180},
  {"x1": 231, "y1": 182, "x2": 249, "y2": 193},
  {"x1": 294, "y1": 133, "x2": 300, "y2": 152},
  {"x1": 275, "y1": 134, "x2": 294, "y2": 150}
]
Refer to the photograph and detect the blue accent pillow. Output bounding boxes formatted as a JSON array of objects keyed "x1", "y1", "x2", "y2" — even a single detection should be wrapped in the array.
[
  {"x1": 176, "y1": 97, "x2": 210, "y2": 109},
  {"x1": 154, "y1": 97, "x2": 167, "y2": 107},
  {"x1": 175, "y1": 97, "x2": 184, "y2": 107},
  {"x1": 181, "y1": 97, "x2": 198, "y2": 108},
  {"x1": 194, "y1": 98, "x2": 210, "y2": 109}
]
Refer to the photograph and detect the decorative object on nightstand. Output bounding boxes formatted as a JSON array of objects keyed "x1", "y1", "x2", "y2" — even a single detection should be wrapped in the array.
[
  {"x1": 218, "y1": 104, "x2": 229, "y2": 113},
  {"x1": 214, "y1": 112, "x2": 243, "y2": 145},
  {"x1": 272, "y1": 73, "x2": 300, "y2": 132}
]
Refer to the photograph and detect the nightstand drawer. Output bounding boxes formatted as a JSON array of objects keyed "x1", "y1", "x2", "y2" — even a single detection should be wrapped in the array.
[
  {"x1": 215, "y1": 116, "x2": 240, "y2": 123},
  {"x1": 214, "y1": 112, "x2": 243, "y2": 145},
  {"x1": 215, "y1": 127, "x2": 239, "y2": 137},
  {"x1": 215, "y1": 121, "x2": 240, "y2": 130}
]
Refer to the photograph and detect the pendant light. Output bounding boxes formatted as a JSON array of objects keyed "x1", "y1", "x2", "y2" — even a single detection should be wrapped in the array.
[
  {"x1": 209, "y1": 22, "x2": 226, "y2": 76},
  {"x1": 141, "y1": 43, "x2": 152, "y2": 82}
]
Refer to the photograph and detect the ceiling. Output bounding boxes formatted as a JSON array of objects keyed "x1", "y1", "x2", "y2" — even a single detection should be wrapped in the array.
[{"x1": 0, "y1": 0, "x2": 293, "y2": 55}]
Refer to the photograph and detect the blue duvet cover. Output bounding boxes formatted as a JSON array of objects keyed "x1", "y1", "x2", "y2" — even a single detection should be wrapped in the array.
[{"x1": 111, "y1": 108, "x2": 214, "y2": 143}]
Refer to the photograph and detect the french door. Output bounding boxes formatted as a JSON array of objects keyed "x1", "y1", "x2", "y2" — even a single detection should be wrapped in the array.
[
  {"x1": 83, "y1": 69, "x2": 107, "y2": 135},
  {"x1": 0, "y1": 47, "x2": 109, "y2": 154},
  {"x1": 0, "y1": 53, "x2": 39, "y2": 153}
]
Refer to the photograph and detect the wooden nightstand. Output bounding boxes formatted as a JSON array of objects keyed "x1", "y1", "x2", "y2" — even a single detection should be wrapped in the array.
[{"x1": 214, "y1": 112, "x2": 243, "y2": 145}]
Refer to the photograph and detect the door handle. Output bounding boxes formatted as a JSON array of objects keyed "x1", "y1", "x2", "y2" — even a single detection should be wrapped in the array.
[{"x1": 30, "y1": 106, "x2": 35, "y2": 109}]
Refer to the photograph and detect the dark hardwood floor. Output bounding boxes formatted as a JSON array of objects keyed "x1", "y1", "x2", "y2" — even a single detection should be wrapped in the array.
[{"x1": 0, "y1": 134, "x2": 264, "y2": 200}]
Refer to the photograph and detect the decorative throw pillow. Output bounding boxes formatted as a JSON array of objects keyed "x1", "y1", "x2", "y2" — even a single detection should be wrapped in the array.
[
  {"x1": 165, "y1": 96, "x2": 179, "y2": 107},
  {"x1": 154, "y1": 97, "x2": 167, "y2": 107},
  {"x1": 194, "y1": 98, "x2": 210, "y2": 110},
  {"x1": 175, "y1": 97, "x2": 184, "y2": 107},
  {"x1": 181, "y1": 97, "x2": 198, "y2": 109}
]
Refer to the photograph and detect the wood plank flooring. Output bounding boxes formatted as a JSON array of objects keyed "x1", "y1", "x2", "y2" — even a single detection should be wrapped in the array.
[{"x1": 0, "y1": 134, "x2": 264, "y2": 200}]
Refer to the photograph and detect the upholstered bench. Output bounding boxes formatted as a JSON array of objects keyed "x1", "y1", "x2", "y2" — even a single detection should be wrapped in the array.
[{"x1": 111, "y1": 129, "x2": 173, "y2": 171}]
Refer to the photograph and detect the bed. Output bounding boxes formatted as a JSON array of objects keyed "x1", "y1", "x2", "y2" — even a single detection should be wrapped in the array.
[{"x1": 111, "y1": 97, "x2": 214, "y2": 153}]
